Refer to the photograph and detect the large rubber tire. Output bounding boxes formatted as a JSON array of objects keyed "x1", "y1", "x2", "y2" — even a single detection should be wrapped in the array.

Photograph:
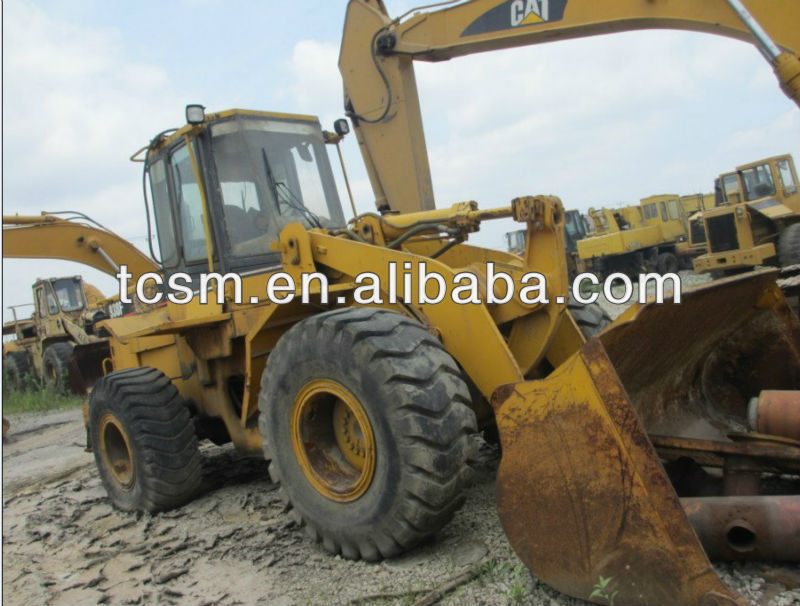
[
  {"x1": 777, "y1": 223, "x2": 800, "y2": 267},
  {"x1": 259, "y1": 308, "x2": 477, "y2": 561},
  {"x1": 657, "y1": 251, "x2": 679, "y2": 274},
  {"x1": 89, "y1": 367, "x2": 202, "y2": 512},
  {"x1": 568, "y1": 298, "x2": 613, "y2": 339},
  {"x1": 42, "y1": 342, "x2": 74, "y2": 394},
  {"x1": 4, "y1": 351, "x2": 32, "y2": 391}
]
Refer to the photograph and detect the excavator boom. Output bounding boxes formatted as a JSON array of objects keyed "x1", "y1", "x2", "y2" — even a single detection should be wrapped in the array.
[
  {"x1": 340, "y1": 0, "x2": 800, "y2": 213},
  {"x1": 2, "y1": 214, "x2": 159, "y2": 284}
]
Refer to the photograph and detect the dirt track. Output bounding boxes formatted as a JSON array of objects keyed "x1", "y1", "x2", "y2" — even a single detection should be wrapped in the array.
[{"x1": 3, "y1": 407, "x2": 800, "y2": 606}]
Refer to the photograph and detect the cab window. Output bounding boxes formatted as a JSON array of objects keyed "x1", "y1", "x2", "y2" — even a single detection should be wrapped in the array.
[
  {"x1": 170, "y1": 144, "x2": 209, "y2": 263},
  {"x1": 777, "y1": 159, "x2": 797, "y2": 195},
  {"x1": 667, "y1": 199, "x2": 680, "y2": 221},
  {"x1": 35, "y1": 287, "x2": 48, "y2": 317},
  {"x1": 209, "y1": 117, "x2": 345, "y2": 260},
  {"x1": 721, "y1": 174, "x2": 740, "y2": 202},
  {"x1": 51, "y1": 278, "x2": 85, "y2": 312},
  {"x1": 741, "y1": 163, "x2": 776, "y2": 201},
  {"x1": 46, "y1": 284, "x2": 59, "y2": 315},
  {"x1": 659, "y1": 201, "x2": 667, "y2": 221},
  {"x1": 642, "y1": 203, "x2": 657, "y2": 220},
  {"x1": 148, "y1": 159, "x2": 180, "y2": 268}
]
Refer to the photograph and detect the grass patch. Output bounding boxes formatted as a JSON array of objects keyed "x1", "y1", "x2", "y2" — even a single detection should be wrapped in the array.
[{"x1": 3, "y1": 382, "x2": 84, "y2": 415}]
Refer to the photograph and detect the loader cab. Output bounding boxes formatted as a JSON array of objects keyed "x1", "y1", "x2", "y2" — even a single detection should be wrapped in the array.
[
  {"x1": 144, "y1": 108, "x2": 346, "y2": 280},
  {"x1": 717, "y1": 172, "x2": 743, "y2": 205},
  {"x1": 563, "y1": 209, "x2": 588, "y2": 253},
  {"x1": 504, "y1": 229, "x2": 526, "y2": 254},
  {"x1": 738, "y1": 155, "x2": 799, "y2": 211},
  {"x1": 34, "y1": 277, "x2": 87, "y2": 317}
]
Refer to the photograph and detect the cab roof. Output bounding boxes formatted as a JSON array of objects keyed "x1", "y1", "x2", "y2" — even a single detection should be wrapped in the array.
[{"x1": 144, "y1": 108, "x2": 322, "y2": 158}]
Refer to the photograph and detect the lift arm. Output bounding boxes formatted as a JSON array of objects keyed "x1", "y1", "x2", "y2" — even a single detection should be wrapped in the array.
[
  {"x1": 2, "y1": 214, "x2": 159, "y2": 283},
  {"x1": 339, "y1": 0, "x2": 800, "y2": 213}
]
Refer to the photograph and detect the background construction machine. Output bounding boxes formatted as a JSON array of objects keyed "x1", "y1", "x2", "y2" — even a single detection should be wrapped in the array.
[
  {"x1": 578, "y1": 193, "x2": 708, "y2": 276},
  {"x1": 3, "y1": 1, "x2": 800, "y2": 606},
  {"x1": 3, "y1": 213, "x2": 161, "y2": 394},
  {"x1": 693, "y1": 153, "x2": 800, "y2": 274},
  {"x1": 2, "y1": 276, "x2": 109, "y2": 393}
]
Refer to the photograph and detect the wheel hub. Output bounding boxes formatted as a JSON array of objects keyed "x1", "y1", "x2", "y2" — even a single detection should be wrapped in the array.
[
  {"x1": 98, "y1": 414, "x2": 135, "y2": 490},
  {"x1": 291, "y1": 379, "x2": 375, "y2": 502}
]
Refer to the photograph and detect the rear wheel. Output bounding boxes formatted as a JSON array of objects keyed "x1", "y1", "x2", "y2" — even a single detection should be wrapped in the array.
[
  {"x1": 42, "y1": 342, "x2": 74, "y2": 394},
  {"x1": 259, "y1": 308, "x2": 477, "y2": 561},
  {"x1": 777, "y1": 223, "x2": 800, "y2": 267},
  {"x1": 89, "y1": 367, "x2": 202, "y2": 512},
  {"x1": 3, "y1": 351, "x2": 32, "y2": 391},
  {"x1": 657, "y1": 252, "x2": 679, "y2": 274}
]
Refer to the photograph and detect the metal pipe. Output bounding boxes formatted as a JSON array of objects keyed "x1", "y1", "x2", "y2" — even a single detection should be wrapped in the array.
[
  {"x1": 724, "y1": 0, "x2": 782, "y2": 61},
  {"x1": 682, "y1": 495, "x2": 800, "y2": 561},
  {"x1": 335, "y1": 141, "x2": 359, "y2": 221},
  {"x1": 748, "y1": 390, "x2": 800, "y2": 441},
  {"x1": 93, "y1": 245, "x2": 120, "y2": 274}
]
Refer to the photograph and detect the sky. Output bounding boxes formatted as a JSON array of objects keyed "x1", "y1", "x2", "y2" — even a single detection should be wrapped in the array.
[{"x1": 3, "y1": 0, "x2": 799, "y2": 322}]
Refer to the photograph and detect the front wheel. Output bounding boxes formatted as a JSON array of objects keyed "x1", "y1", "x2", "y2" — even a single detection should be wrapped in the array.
[
  {"x1": 42, "y1": 342, "x2": 74, "y2": 394},
  {"x1": 259, "y1": 308, "x2": 477, "y2": 561},
  {"x1": 89, "y1": 367, "x2": 202, "y2": 512}
]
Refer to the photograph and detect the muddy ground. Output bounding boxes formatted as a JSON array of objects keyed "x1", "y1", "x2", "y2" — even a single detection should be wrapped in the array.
[
  {"x1": 3, "y1": 273, "x2": 800, "y2": 606},
  {"x1": 3, "y1": 406, "x2": 799, "y2": 606}
]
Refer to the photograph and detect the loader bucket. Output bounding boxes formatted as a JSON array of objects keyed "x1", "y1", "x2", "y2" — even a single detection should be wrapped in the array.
[{"x1": 491, "y1": 270, "x2": 800, "y2": 606}]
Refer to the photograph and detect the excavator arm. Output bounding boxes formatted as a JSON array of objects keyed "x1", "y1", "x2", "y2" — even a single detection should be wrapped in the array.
[
  {"x1": 2, "y1": 214, "x2": 159, "y2": 284},
  {"x1": 340, "y1": 0, "x2": 800, "y2": 213}
]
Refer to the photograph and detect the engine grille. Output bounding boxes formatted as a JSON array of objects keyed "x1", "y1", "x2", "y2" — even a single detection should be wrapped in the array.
[
  {"x1": 707, "y1": 214, "x2": 738, "y2": 253},
  {"x1": 690, "y1": 220, "x2": 706, "y2": 245}
]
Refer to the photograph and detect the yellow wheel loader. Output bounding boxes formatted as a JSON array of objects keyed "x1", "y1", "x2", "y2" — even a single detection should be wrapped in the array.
[
  {"x1": 693, "y1": 154, "x2": 800, "y2": 275},
  {"x1": 3, "y1": 1, "x2": 800, "y2": 605},
  {"x1": 2, "y1": 276, "x2": 111, "y2": 393}
]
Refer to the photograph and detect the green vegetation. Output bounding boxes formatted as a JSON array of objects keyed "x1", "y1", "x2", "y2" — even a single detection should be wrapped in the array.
[
  {"x1": 506, "y1": 564, "x2": 529, "y2": 604},
  {"x1": 2, "y1": 374, "x2": 83, "y2": 414},
  {"x1": 589, "y1": 575, "x2": 619, "y2": 606}
]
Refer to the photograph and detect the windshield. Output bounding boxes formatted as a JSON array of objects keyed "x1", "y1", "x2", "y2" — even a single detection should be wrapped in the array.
[
  {"x1": 564, "y1": 211, "x2": 585, "y2": 240},
  {"x1": 505, "y1": 230, "x2": 525, "y2": 251},
  {"x1": 211, "y1": 117, "x2": 345, "y2": 258},
  {"x1": 740, "y1": 163, "x2": 776, "y2": 201},
  {"x1": 51, "y1": 278, "x2": 86, "y2": 312}
]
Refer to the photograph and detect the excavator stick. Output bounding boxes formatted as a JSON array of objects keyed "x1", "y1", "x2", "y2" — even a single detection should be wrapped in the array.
[{"x1": 492, "y1": 270, "x2": 800, "y2": 606}]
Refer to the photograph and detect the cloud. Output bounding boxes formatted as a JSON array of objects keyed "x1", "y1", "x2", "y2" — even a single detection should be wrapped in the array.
[
  {"x1": 3, "y1": 1, "x2": 185, "y2": 210},
  {"x1": 2, "y1": 0, "x2": 186, "y2": 319}
]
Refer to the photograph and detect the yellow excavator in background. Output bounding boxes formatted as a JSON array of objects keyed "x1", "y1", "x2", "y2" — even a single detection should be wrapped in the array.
[{"x1": 2, "y1": 2, "x2": 799, "y2": 606}]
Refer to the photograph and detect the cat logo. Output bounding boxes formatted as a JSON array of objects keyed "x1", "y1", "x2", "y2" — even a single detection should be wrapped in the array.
[
  {"x1": 511, "y1": 0, "x2": 552, "y2": 26},
  {"x1": 462, "y1": 0, "x2": 567, "y2": 37}
]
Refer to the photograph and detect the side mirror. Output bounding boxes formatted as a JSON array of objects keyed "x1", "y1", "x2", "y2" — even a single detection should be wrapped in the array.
[{"x1": 334, "y1": 118, "x2": 350, "y2": 136}]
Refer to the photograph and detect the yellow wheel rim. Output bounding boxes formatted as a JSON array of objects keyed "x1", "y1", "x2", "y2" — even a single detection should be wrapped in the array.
[
  {"x1": 291, "y1": 379, "x2": 376, "y2": 502},
  {"x1": 98, "y1": 414, "x2": 135, "y2": 490}
]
